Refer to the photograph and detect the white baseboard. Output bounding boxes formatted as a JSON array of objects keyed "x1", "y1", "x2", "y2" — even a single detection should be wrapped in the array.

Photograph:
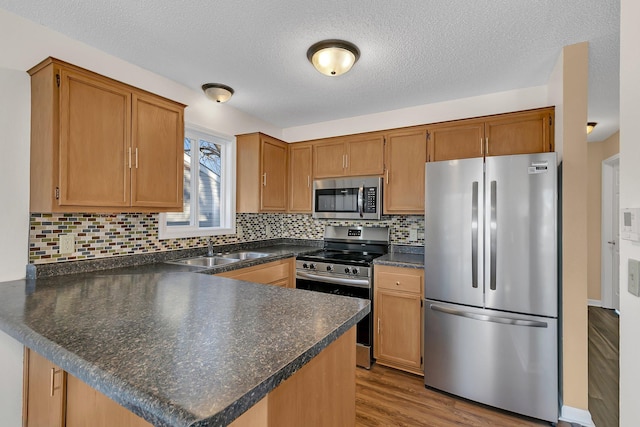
[
  {"x1": 560, "y1": 405, "x2": 595, "y2": 426},
  {"x1": 587, "y1": 299, "x2": 602, "y2": 307}
]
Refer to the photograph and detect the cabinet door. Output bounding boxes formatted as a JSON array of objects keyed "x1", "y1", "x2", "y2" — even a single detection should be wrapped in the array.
[
  {"x1": 383, "y1": 129, "x2": 427, "y2": 214},
  {"x1": 66, "y1": 374, "x2": 151, "y2": 427},
  {"x1": 59, "y1": 67, "x2": 131, "y2": 207},
  {"x1": 428, "y1": 121, "x2": 484, "y2": 161},
  {"x1": 346, "y1": 135, "x2": 384, "y2": 176},
  {"x1": 288, "y1": 144, "x2": 313, "y2": 212},
  {"x1": 131, "y1": 93, "x2": 184, "y2": 210},
  {"x1": 484, "y1": 109, "x2": 553, "y2": 156},
  {"x1": 261, "y1": 137, "x2": 288, "y2": 211},
  {"x1": 374, "y1": 289, "x2": 423, "y2": 372},
  {"x1": 24, "y1": 348, "x2": 65, "y2": 427},
  {"x1": 313, "y1": 140, "x2": 346, "y2": 178}
]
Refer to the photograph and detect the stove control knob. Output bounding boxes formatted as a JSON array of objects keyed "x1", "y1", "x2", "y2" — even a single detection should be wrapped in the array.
[
  {"x1": 344, "y1": 267, "x2": 350, "y2": 274},
  {"x1": 309, "y1": 263, "x2": 316, "y2": 270},
  {"x1": 351, "y1": 268, "x2": 359, "y2": 275},
  {"x1": 302, "y1": 263, "x2": 308, "y2": 269},
  {"x1": 326, "y1": 265, "x2": 333, "y2": 272}
]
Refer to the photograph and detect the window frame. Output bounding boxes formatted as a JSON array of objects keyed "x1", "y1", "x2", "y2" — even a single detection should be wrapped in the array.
[{"x1": 158, "y1": 124, "x2": 236, "y2": 239}]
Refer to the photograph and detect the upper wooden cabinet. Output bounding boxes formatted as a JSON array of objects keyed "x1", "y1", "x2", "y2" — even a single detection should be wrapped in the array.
[
  {"x1": 288, "y1": 143, "x2": 313, "y2": 213},
  {"x1": 28, "y1": 57, "x2": 185, "y2": 213},
  {"x1": 313, "y1": 134, "x2": 384, "y2": 178},
  {"x1": 236, "y1": 132, "x2": 288, "y2": 213},
  {"x1": 428, "y1": 107, "x2": 554, "y2": 162},
  {"x1": 383, "y1": 128, "x2": 428, "y2": 214}
]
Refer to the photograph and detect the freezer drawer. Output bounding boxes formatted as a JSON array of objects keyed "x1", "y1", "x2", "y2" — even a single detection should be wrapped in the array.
[{"x1": 424, "y1": 300, "x2": 558, "y2": 423}]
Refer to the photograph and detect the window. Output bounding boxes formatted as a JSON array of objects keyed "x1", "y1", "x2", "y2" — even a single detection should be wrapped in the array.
[{"x1": 158, "y1": 126, "x2": 235, "y2": 239}]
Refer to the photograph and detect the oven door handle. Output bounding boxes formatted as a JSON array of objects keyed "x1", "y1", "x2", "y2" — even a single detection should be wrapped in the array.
[{"x1": 296, "y1": 271, "x2": 370, "y2": 288}]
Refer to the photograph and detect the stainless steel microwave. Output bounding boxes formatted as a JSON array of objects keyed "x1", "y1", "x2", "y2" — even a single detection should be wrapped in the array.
[{"x1": 312, "y1": 176, "x2": 383, "y2": 220}]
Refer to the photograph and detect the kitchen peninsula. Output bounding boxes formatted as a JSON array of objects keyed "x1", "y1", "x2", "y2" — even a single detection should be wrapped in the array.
[{"x1": 0, "y1": 262, "x2": 368, "y2": 426}]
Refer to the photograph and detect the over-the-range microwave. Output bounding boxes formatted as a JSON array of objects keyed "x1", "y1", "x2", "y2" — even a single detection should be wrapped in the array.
[{"x1": 312, "y1": 176, "x2": 383, "y2": 220}]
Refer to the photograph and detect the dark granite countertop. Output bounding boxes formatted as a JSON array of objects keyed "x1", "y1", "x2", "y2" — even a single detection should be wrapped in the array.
[
  {"x1": 0, "y1": 262, "x2": 368, "y2": 426},
  {"x1": 374, "y1": 252, "x2": 424, "y2": 269}
]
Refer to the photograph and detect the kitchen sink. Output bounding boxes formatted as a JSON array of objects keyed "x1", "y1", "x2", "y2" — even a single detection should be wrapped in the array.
[
  {"x1": 166, "y1": 256, "x2": 240, "y2": 268},
  {"x1": 218, "y1": 251, "x2": 270, "y2": 260}
]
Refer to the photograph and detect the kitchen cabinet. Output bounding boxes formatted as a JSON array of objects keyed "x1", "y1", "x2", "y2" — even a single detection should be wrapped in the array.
[
  {"x1": 313, "y1": 133, "x2": 384, "y2": 178},
  {"x1": 216, "y1": 258, "x2": 295, "y2": 288},
  {"x1": 28, "y1": 57, "x2": 185, "y2": 213},
  {"x1": 383, "y1": 127, "x2": 428, "y2": 214},
  {"x1": 428, "y1": 107, "x2": 554, "y2": 161},
  {"x1": 23, "y1": 348, "x2": 66, "y2": 427},
  {"x1": 288, "y1": 143, "x2": 313, "y2": 212},
  {"x1": 236, "y1": 133, "x2": 288, "y2": 213},
  {"x1": 373, "y1": 265, "x2": 424, "y2": 375}
]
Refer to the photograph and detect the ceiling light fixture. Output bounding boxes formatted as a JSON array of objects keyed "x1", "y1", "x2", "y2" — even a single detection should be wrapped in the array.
[
  {"x1": 586, "y1": 122, "x2": 597, "y2": 134},
  {"x1": 307, "y1": 39, "x2": 360, "y2": 77},
  {"x1": 202, "y1": 83, "x2": 234, "y2": 103}
]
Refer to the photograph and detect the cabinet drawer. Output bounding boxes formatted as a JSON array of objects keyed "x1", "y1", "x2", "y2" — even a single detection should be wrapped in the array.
[
  {"x1": 216, "y1": 258, "x2": 293, "y2": 286},
  {"x1": 376, "y1": 268, "x2": 423, "y2": 294}
]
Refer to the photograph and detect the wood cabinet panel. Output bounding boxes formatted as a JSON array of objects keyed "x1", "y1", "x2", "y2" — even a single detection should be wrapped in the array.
[
  {"x1": 236, "y1": 133, "x2": 288, "y2": 213},
  {"x1": 374, "y1": 265, "x2": 424, "y2": 376},
  {"x1": 347, "y1": 135, "x2": 384, "y2": 176},
  {"x1": 485, "y1": 108, "x2": 554, "y2": 156},
  {"x1": 216, "y1": 258, "x2": 295, "y2": 288},
  {"x1": 28, "y1": 57, "x2": 185, "y2": 213},
  {"x1": 313, "y1": 139, "x2": 346, "y2": 178},
  {"x1": 131, "y1": 93, "x2": 184, "y2": 209},
  {"x1": 288, "y1": 143, "x2": 313, "y2": 212},
  {"x1": 383, "y1": 128, "x2": 427, "y2": 214},
  {"x1": 261, "y1": 137, "x2": 288, "y2": 211},
  {"x1": 66, "y1": 374, "x2": 151, "y2": 427},
  {"x1": 23, "y1": 348, "x2": 66, "y2": 427},
  {"x1": 58, "y1": 66, "x2": 131, "y2": 207},
  {"x1": 429, "y1": 120, "x2": 484, "y2": 161}
]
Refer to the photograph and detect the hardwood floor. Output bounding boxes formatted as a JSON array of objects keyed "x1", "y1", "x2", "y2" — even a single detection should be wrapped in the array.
[
  {"x1": 355, "y1": 364, "x2": 569, "y2": 427},
  {"x1": 588, "y1": 306, "x2": 619, "y2": 427}
]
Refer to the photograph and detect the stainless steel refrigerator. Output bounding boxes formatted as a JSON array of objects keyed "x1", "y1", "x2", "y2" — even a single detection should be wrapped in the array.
[{"x1": 424, "y1": 152, "x2": 558, "y2": 423}]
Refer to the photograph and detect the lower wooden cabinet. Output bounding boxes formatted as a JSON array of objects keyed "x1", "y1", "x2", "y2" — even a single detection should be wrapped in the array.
[
  {"x1": 373, "y1": 265, "x2": 424, "y2": 375},
  {"x1": 22, "y1": 348, "x2": 151, "y2": 427},
  {"x1": 215, "y1": 258, "x2": 295, "y2": 288}
]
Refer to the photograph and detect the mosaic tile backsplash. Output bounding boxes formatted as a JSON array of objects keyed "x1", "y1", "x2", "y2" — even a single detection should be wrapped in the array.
[{"x1": 29, "y1": 213, "x2": 424, "y2": 264}]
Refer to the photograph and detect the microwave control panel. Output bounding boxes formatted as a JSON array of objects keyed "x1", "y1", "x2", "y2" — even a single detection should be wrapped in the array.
[{"x1": 364, "y1": 187, "x2": 377, "y2": 213}]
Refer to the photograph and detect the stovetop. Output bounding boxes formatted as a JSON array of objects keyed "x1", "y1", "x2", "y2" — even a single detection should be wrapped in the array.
[{"x1": 297, "y1": 249, "x2": 383, "y2": 266}]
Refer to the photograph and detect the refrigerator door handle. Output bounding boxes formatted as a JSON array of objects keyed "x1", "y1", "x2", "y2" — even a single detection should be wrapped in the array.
[
  {"x1": 490, "y1": 180, "x2": 497, "y2": 291},
  {"x1": 429, "y1": 304, "x2": 549, "y2": 328},
  {"x1": 471, "y1": 181, "x2": 479, "y2": 288}
]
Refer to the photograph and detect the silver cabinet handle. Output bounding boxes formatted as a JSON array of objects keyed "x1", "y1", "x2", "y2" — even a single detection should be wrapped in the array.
[
  {"x1": 263, "y1": 173, "x2": 267, "y2": 186},
  {"x1": 345, "y1": 154, "x2": 348, "y2": 169},
  {"x1": 307, "y1": 175, "x2": 310, "y2": 188},
  {"x1": 480, "y1": 138, "x2": 483, "y2": 155},
  {"x1": 485, "y1": 137, "x2": 489, "y2": 155},
  {"x1": 429, "y1": 304, "x2": 548, "y2": 328},
  {"x1": 342, "y1": 154, "x2": 346, "y2": 169},
  {"x1": 377, "y1": 318, "x2": 381, "y2": 334},
  {"x1": 128, "y1": 147, "x2": 132, "y2": 169},
  {"x1": 385, "y1": 168, "x2": 389, "y2": 184},
  {"x1": 135, "y1": 148, "x2": 138, "y2": 169},
  {"x1": 490, "y1": 180, "x2": 497, "y2": 291},
  {"x1": 471, "y1": 181, "x2": 479, "y2": 288}
]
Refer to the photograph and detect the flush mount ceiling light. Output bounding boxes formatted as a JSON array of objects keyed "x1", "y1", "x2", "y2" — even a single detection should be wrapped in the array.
[
  {"x1": 307, "y1": 39, "x2": 360, "y2": 77},
  {"x1": 586, "y1": 122, "x2": 597, "y2": 134},
  {"x1": 202, "y1": 83, "x2": 234, "y2": 103}
]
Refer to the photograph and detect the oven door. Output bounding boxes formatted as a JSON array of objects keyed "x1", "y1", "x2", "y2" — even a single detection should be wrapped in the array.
[{"x1": 296, "y1": 272, "x2": 373, "y2": 368}]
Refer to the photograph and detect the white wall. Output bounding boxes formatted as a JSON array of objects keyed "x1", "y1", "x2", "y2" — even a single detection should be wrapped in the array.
[
  {"x1": 619, "y1": 0, "x2": 640, "y2": 425},
  {"x1": 0, "y1": 68, "x2": 31, "y2": 427},
  {"x1": 547, "y1": 52, "x2": 564, "y2": 162},
  {"x1": 282, "y1": 85, "x2": 548, "y2": 142}
]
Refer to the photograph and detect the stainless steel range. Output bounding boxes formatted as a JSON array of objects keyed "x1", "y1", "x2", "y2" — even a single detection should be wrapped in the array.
[{"x1": 296, "y1": 225, "x2": 390, "y2": 369}]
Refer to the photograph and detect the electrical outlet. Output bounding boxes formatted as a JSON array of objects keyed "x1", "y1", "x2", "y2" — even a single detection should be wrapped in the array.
[
  {"x1": 629, "y1": 259, "x2": 640, "y2": 297},
  {"x1": 409, "y1": 228, "x2": 418, "y2": 242},
  {"x1": 236, "y1": 225, "x2": 243, "y2": 238},
  {"x1": 59, "y1": 234, "x2": 75, "y2": 254},
  {"x1": 265, "y1": 225, "x2": 272, "y2": 238}
]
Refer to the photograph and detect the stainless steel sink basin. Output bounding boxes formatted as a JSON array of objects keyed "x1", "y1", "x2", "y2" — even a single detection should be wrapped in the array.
[
  {"x1": 167, "y1": 256, "x2": 240, "y2": 268},
  {"x1": 218, "y1": 251, "x2": 270, "y2": 260}
]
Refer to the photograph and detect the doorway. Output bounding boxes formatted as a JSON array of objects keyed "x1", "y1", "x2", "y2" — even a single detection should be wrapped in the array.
[{"x1": 601, "y1": 154, "x2": 620, "y2": 311}]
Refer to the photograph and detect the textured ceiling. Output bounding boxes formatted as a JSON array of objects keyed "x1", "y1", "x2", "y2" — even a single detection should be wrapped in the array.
[{"x1": 0, "y1": 0, "x2": 620, "y2": 141}]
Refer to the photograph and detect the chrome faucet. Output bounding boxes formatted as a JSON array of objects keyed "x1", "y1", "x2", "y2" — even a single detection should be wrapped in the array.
[{"x1": 207, "y1": 237, "x2": 214, "y2": 257}]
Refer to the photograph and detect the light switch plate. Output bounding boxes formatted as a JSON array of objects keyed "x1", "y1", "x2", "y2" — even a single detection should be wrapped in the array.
[
  {"x1": 629, "y1": 259, "x2": 640, "y2": 297},
  {"x1": 409, "y1": 228, "x2": 418, "y2": 242},
  {"x1": 236, "y1": 225, "x2": 243, "y2": 238},
  {"x1": 265, "y1": 225, "x2": 272, "y2": 238},
  {"x1": 59, "y1": 234, "x2": 74, "y2": 255}
]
